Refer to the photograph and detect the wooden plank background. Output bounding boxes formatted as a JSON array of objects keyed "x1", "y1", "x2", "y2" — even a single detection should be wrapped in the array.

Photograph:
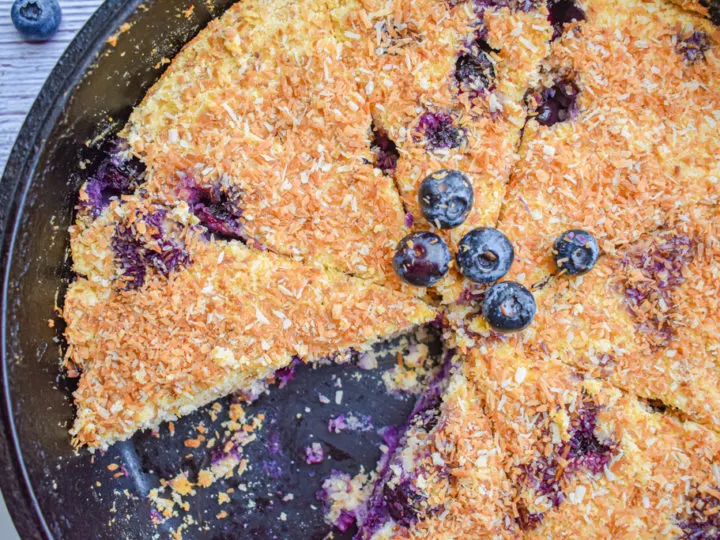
[
  {"x1": 0, "y1": 1, "x2": 101, "y2": 535},
  {"x1": 0, "y1": 0, "x2": 102, "y2": 172}
]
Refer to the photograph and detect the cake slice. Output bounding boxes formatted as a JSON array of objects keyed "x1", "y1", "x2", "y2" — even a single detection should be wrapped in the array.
[
  {"x1": 344, "y1": 0, "x2": 553, "y2": 301},
  {"x1": 121, "y1": 0, "x2": 413, "y2": 287},
  {"x1": 319, "y1": 351, "x2": 516, "y2": 538},
  {"x1": 64, "y1": 195, "x2": 436, "y2": 450},
  {"x1": 466, "y1": 347, "x2": 720, "y2": 538},
  {"x1": 499, "y1": 0, "x2": 720, "y2": 284}
]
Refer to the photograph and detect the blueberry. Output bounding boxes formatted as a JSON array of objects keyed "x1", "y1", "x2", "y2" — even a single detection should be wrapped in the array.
[
  {"x1": 529, "y1": 79, "x2": 580, "y2": 126},
  {"x1": 675, "y1": 31, "x2": 710, "y2": 64},
  {"x1": 418, "y1": 169, "x2": 474, "y2": 229},
  {"x1": 548, "y1": 0, "x2": 586, "y2": 41},
  {"x1": 482, "y1": 281, "x2": 536, "y2": 332},
  {"x1": 392, "y1": 232, "x2": 450, "y2": 287},
  {"x1": 11, "y1": 0, "x2": 61, "y2": 42},
  {"x1": 416, "y1": 112, "x2": 466, "y2": 151},
  {"x1": 456, "y1": 227, "x2": 514, "y2": 283},
  {"x1": 455, "y1": 38, "x2": 496, "y2": 94},
  {"x1": 553, "y1": 229, "x2": 599, "y2": 275}
]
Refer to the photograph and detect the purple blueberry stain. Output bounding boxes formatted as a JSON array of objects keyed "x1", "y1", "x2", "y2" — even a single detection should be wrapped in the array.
[
  {"x1": 304, "y1": 442, "x2": 325, "y2": 464},
  {"x1": 261, "y1": 459, "x2": 284, "y2": 480},
  {"x1": 527, "y1": 78, "x2": 580, "y2": 126},
  {"x1": 456, "y1": 284, "x2": 486, "y2": 306},
  {"x1": 370, "y1": 123, "x2": 400, "y2": 174},
  {"x1": 274, "y1": 356, "x2": 302, "y2": 389},
  {"x1": 517, "y1": 506, "x2": 545, "y2": 531},
  {"x1": 677, "y1": 489, "x2": 720, "y2": 539},
  {"x1": 354, "y1": 353, "x2": 455, "y2": 537},
  {"x1": 382, "y1": 481, "x2": 427, "y2": 527},
  {"x1": 675, "y1": 31, "x2": 711, "y2": 64},
  {"x1": 404, "y1": 212, "x2": 414, "y2": 228},
  {"x1": 516, "y1": 399, "x2": 615, "y2": 530},
  {"x1": 415, "y1": 112, "x2": 467, "y2": 151},
  {"x1": 547, "y1": 0, "x2": 586, "y2": 40},
  {"x1": 112, "y1": 210, "x2": 190, "y2": 290},
  {"x1": 264, "y1": 430, "x2": 283, "y2": 456},
  {"x1": 210, "y1": 443, "x2": 243, "y2": 467},
  {"x1": 149, "y1": 508, "x2": 164, "y2": 523},
  {"x1": 621, "y1": 234, "x2": 695, "y2": 346},
  {"x1": 565, "y1": 401, "x2": 614, "y2": 474},
  {"x1": 328, "y1": 414, "x2": 348, "y2": 434},
  {"x1": 335, "y1": 510, "x2": 357, "y2": 532}
]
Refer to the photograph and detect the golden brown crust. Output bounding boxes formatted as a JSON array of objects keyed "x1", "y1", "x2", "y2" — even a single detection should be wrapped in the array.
[
  {"x1": 63, "y1": 0, "x2": 720, "y2": 535},
  {"x1": 65, "y1": 198, "x2": 435, "y2": 449}
]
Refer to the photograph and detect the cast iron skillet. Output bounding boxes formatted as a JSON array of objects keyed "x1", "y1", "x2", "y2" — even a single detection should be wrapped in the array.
[{"x1": 0, "y1": 1, "x2": 437, "y2": 537}]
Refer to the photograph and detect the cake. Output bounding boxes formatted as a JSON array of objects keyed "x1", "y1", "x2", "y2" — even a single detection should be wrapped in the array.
[{"x1": 62, "y1": 0, "x2": 719, "y2": 535}]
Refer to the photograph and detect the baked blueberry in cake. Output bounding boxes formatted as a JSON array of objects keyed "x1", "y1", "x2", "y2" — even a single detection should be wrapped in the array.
[{"x1": 62, "y1": 0, "x2": 720, "y2": 535}]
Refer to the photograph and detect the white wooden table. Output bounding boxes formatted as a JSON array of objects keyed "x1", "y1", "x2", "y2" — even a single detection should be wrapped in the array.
[
  {"x1": 0, "y1": 1, "x2": 103, "y2": 534},
  {"x1": 0, "y1": 0, "x2": 103, "y2": 173}
]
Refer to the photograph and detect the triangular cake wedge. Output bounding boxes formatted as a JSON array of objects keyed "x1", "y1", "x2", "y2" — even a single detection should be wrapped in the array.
[
  {"x1": 465, "y1": 347, "x2": 720, "y2": 538},
  {"x1": 499, "y1": 0, "x2": 720, "y2": 284},
  {"x1": 343, "y1": 0, "x2": 553, "y2": 302},
  {"x1": 333, "y1": 344, "x2": 720, "y2": 537},
  {"x1": 454, "y1": 203, "x2": 720, "y2": 431},
  {"x1": 64, "y1": 196, "x2": 436, "y2": 450},
  {"x1": 120, "y1": 0, "x2": 414, "y2": 288}
]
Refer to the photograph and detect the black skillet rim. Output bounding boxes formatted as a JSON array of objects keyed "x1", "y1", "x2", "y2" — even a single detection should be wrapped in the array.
[{"x1": 0, "y1": 1, "x2": 143, "y2": 537}]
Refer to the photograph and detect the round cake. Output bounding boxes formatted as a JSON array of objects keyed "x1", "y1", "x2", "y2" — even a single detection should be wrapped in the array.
[{"x1": 63, "y1": 0, "x2": 720, "y2": 537}]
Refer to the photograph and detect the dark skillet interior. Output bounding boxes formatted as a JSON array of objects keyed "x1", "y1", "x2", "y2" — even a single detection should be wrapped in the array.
[{"x1": 0, "y1": 1, "x2": 440, "y2": 538}]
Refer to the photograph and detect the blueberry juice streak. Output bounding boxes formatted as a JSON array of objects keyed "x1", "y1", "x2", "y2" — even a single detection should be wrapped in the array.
[{"x1": 354, "y1": 352, "x2": 455, "y2": 538}]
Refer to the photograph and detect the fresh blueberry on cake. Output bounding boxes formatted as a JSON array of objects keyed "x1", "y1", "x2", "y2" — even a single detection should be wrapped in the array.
[
  {"x1": 482, "y1": 281, "x2": 536, "y2": 332},
  {"x1": 553, "y1": 229, "x2": 600, "y2": 275},
  {"x1": 418, "y1": 169, "x2": 474, "y2": 229},
  {"x1": 392, "y1": 232, "x2": 451, "y2": 287},
  {"x1": 456, "y1": 227, "x2": 514, "y2": 283}
]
